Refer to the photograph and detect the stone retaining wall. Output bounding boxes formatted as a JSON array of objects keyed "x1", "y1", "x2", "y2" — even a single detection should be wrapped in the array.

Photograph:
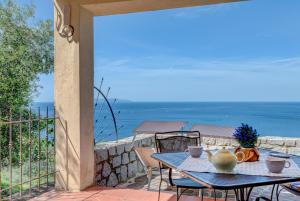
[
  {"x1": 94, "y1": 134, "x2": 300, "y2": 187},
  {"x1": 94, "y1": 134, "x2": 155, "y2": 187},
  {"x1": 202, "y1": 136, "x2": 300, "y2": 155}
]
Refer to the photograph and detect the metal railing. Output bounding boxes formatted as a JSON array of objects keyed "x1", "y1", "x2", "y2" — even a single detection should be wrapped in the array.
[{"x1": 0, "y1": 107, "x2": 56, "y2": 201}]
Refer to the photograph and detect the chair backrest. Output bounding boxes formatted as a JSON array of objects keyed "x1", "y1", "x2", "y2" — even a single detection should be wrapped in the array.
[
  {"x1": 134, "y1": 147, "x2": 160, "y2": 168},
  {"x1": 282, "y1": 183, "x2": 300, "y2": 196},
  {"x1": 155, "y1": 131, "x2": 201, "y2": 153}
]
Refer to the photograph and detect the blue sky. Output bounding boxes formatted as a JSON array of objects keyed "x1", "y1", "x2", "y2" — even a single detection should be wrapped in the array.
[{"x1": 24, "y1": 0, "x2": 300, "y2": 102}]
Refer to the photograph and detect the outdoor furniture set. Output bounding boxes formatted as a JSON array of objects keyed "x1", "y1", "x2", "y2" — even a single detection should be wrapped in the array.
[{"x1": 133, "y1": 122, "x2": 300, "y2": 201}]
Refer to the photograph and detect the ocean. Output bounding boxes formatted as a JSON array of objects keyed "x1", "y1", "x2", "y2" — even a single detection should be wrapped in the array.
[{"x1": 35, "y1": 102, "x2": 300, "y2": 142}]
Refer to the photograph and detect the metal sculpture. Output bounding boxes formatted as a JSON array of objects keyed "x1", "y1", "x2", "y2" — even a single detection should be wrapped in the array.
[{"x1": 94, "y1": 78, "x2": 122, "y2": 143}]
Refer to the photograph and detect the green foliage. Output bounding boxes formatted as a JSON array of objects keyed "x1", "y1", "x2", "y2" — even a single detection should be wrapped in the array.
[
  {"x1": 0, "y1": 116, "x2": 55, "y2": 165},
  {"x1": 0, "y1": 0, "x2": 53, "y2": 113},
  {"x1": 0, "y1": 1, "x2": 55, "y2": 196}
]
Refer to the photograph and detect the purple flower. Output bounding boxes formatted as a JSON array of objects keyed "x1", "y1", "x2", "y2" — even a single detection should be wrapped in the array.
[{"x1": 233, "y1": 123, "x2": 259, "y2": 148}]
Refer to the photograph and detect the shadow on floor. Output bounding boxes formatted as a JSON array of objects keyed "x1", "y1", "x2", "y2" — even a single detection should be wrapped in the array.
[{"x1": 29, "y1": 186, "x2": 230, "y2": 201}]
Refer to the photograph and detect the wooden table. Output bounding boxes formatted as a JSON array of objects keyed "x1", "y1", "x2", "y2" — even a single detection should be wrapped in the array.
[{"x1": 152, "y1": 149, "x2": 300, "y2": 201}]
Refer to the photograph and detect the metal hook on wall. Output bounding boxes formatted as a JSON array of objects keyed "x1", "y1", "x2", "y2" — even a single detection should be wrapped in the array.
[
  {"x1": 61, "y1": 5, "x2": 74, "y2": 37},
  {"x1": 54, "y1": 2, "x2": 74, "y2": 39}
]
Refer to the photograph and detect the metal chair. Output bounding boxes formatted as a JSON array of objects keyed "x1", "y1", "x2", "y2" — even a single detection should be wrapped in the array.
[
  {"x1": 281, "y1": 183, "x2": 300, "y2": 196},
  {"x1": 154, "y1": 131, "x2": 207, "y2": 201},
  {"x1": 256, "y1": 183, "x2": 300, "y2": 201},
  {"x1": 255, "y1": 184, "x2": 279, "y2": 201},
  {"x1": 275, "y1": 183, "x2": 300, "y2": 201}
]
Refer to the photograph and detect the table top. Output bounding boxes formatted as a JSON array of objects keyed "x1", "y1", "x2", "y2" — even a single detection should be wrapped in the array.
[{"x1": 152, "y1": 149, "x2": 300, "y2": 190}]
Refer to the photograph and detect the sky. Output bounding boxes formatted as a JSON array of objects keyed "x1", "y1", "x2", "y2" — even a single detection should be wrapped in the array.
[{"x1": 20, "y1": 0, "x2": 300, "y2": 102}]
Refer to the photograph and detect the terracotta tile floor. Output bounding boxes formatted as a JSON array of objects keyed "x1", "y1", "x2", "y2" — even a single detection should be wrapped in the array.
[{"x1": 29, "y1": 186, "x2": 226, "y2": 201}]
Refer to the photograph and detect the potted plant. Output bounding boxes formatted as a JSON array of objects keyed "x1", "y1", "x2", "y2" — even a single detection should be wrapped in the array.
[{"x1": 233, "y1": 123, "x2": 260, "y2": 162}]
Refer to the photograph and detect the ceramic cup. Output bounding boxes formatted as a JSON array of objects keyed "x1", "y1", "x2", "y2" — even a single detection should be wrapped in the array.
[
  {"x1": 186, "y1": 146, "x2": 203, "y2": 158},
  {"x1": 266, "y1": 156, "x2": 291, "y2": 173}
]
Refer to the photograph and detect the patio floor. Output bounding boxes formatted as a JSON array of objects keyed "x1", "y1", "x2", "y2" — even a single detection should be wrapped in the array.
[
  {"x1": 119, "y1": 171, "x2": 300, "y2": 201},
  {"x1": 29, "y1": 186, "x2": 226, "y2": 201},
  {"x1": 29, "y1": 172, "x2": 300, "y2": 201},
  {"x1": 31, "y1": 171, "x2": 300, "y2": 201}
]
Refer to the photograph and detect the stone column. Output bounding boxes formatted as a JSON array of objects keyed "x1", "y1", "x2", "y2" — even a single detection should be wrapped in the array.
[{"x1": 54, "y1": 0, "x2": 94, "y2": 191}]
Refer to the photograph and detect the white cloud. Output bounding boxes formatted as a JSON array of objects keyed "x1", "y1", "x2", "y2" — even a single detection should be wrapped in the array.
[
  {"x1": 171, "y1": 3, "x2": 238, "y2": 19},
  {"x1": 93, "y1": 55, "x2": 300, "y2": 101},
  {"x1": 95, "y1": 56, "x2": 300, "y2": 77}
]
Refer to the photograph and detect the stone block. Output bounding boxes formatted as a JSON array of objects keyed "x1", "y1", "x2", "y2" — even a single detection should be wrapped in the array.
[
  {"x1": 113, "y1": 155, "x2": 122, "y2": 168},
  {"x1": 96, "y1": 149, "x2": 108, "y2": 162},
  {"x1": 102, "y1": 162, "x2": 111, "y2": 178},
  {"x1": 285, "y1": 139, "x2": 296, "y2": 147},
  {"x1": 96, "y1": 163, "x2": 102, "y2": 173},
  {"x1": 259, "y1": 143, "x2": 274, "y2": 150},
  {"x1": 133, "y1": 140, "x2": 140, "y2": 148},
  {"x1": 231, "y1": 139, "x2": 239, "y2": 147},
  {"x1": 268, "y1": 138, "x2": 284, "y2": 146},
  {"x1": 137, "y1": 161, "x2": 145, "y2": 173},
  {"x1": 216, "y1": 138, "x2": 231, "y2": 146},
  {"x1": 151, "y1": 136, "x2": 155, "y2": 144},
  {"x1": 116, "y1": 167, "x2": 121, "y2": 174},
  {"x1": 128, "y1": 161, "x2": 138, "y2": 178},
  {"x1": 95, "y1": 174, "x2": 102, "y2": 182},
  {"x1": 295, "y1": 139, "x2": 300, "y2": 148},
  {"x1": 259, "y1": 137, "x2": 267, "y2": 144},
  {"x1": 206, "y1": 145, "x2": 220, "y2": 150},
  {"x1": 116, "y1": 144, "x2": 125, "y2": 155},
  {"x1": 120, "y1": 165, "x2": 128, "y2": 182},
  {"x1": 122, "y1": 153, "x2": 130, "y2": 165},
  {"x1": 255, "y1": 139, "x2": 261, "y2": 147},
  {"x1": 129, "y1": 151, "x2": 136, "y2": 162},
  {"x1": 141, "y1": 138, "x2": 152, "y2": 146},
  {"x1": 99, "y1": 179, "x2": 106, "y2": 186},
  {"x1": 271, "y1": 146, "x2": 287, "y2": 154},
  {"x1": 125, "y1": 143, "x2": 133, "y2": 152},
  {"x1": 287, "y1": 147, "x2": 300, "y2": 156},
  {"x1": 202, "y1": 137, "x2": 216, "y2": 145},
  {"x1": 108, "y1": 146, "x2": 116, "y2": 156},
  {"x1": 107, "y1": 173, "x2": 118, "y2": 187}
]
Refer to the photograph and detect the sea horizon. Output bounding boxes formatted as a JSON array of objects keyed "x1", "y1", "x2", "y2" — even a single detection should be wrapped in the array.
[
  {"x1": 33, "y1": 100, "x2": 300, "y2": 103},
  {"x1": 32, "y1": 101, "x2": 300, "y2": 141}
]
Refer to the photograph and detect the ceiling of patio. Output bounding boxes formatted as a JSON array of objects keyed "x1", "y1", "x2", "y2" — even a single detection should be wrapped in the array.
[{"x1": 82, "y1": 0, "x2": 241, "y2": 16}]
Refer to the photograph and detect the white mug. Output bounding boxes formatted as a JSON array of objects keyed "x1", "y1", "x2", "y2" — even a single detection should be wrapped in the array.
[{"x1": 185, "y1": 146, "x2": 203, "y2": 158}]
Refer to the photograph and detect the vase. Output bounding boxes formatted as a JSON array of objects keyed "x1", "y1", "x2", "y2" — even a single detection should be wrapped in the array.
[{"x1": 234, "y1": 147, "x2": 260, "y2": 162}]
